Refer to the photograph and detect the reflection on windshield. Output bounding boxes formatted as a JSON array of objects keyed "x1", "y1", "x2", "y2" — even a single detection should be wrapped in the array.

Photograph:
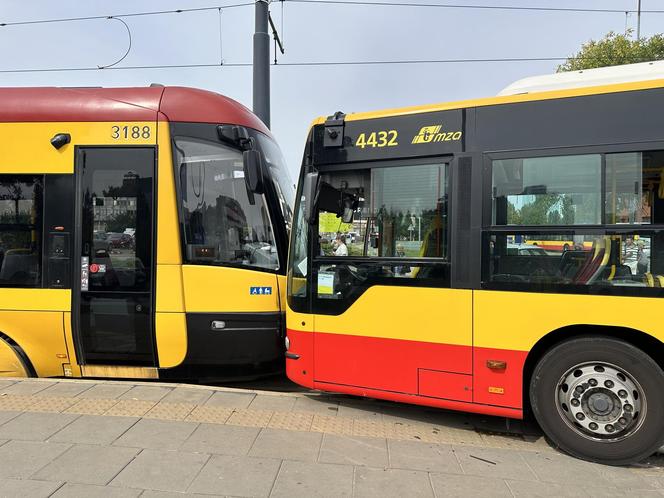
[
  {"x1": 255, "y1": 134, "x2": 295, "y2": 230},
  {"x1": 175, "y1": 136, "x2": 279, "y2": 271}
]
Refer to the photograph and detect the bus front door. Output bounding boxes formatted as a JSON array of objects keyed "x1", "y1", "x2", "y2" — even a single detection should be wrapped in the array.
[{"x1": 74, "y1": 147, "x2": 157, "y2": 375}]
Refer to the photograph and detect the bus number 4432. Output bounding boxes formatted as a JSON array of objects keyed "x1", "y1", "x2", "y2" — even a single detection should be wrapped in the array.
[{"x1": 355, "y1": 130, "x2": 398, "y2": 149}]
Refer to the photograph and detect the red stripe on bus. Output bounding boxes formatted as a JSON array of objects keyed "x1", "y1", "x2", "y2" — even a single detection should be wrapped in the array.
[{"x1": 286, "y1": 329, "x2": 529, "y2": 414}]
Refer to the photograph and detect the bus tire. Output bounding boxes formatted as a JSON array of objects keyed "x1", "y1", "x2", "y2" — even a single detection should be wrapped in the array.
[{"x1": 529, "y1": 336, "x2": 664, "y2": 465}]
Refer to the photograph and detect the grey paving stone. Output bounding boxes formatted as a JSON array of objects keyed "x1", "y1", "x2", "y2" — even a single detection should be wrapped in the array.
[
  {"x1": 0, "y1": 478, "x2": 63, "y2": 498},
  {"x1": 453, "y1": 446, "x2": 537, "y2": 481},
  {"x1": 319, "y1": 434, "x2": 389, "y2": 467},
  {"x1": 111, "y1": 449, "x2": 209, "y2": 493},
  {"x1": 595, "y1": 464, "x2": 662, "y2": 489},
  {"x1": 249, "y1": 428, "x2": 322, "y2": 462},
  {"x1": 76, "y1": 384, "x2": 133, "y2": 399},
  {"x1": 180, "y1": 423, "x2": 259, "y2": 456},
  {"x1": 139, "y1": 492, "x2": 211, "y2": 498},
  {"x1": 0, "y1": 440, "x2": 71, "y2": 478},
  {"x1": 388, "y1": 440, "x2": 462, "y2": 474},
  {"x1": 35, "y1": 382, "x2": 93, "y2": 397},
  {"x1": 33, "y1": 444, "x2": 140, "y2": 485},
  {"x1": 0, "y1": 410, "x2": 20, "y2": 426},
  {"x1": 204, "y1": 390, "x2": 256, "y2": 408},
  {"x1": 0, "y1": 381, "x2": 52, "y2": 395},
  {"x1": 430, "y1": 472, "x2": 513, "y2": 497},
  {"x1": 50, "y1": 415, "x2": 139, "y2": 445},
  {"x1": 119, "y1": 385, "x2": 171, "y2": 402},
  {"x1": 583, "y1": 486, "x2": 663, "y2": 498},
  {"x1": 188, "y1": 454, "x2": 281, "y2": 497},
  {"x1": 507, "y1": 479, "x2": 590, "y2": 497},
  {"x1": 293, "y1": 395, "x2": 340, "y2": 415},
  {"x1": 270, "y1": 459, "x2": 353, "y2": 498},
  {"x1": 523, "y1": 451, "x2": 607, "y2": 487},
  {"x1": 160, "y1": 387, "x2": 213, "y2": 405},
  {"x1": 248, "y1": 394, "x2": 296, "y2": 412},
  {"x1": 51, "y1": 483, "x2": 142, "y2": 497},
  {"x1": 354, "y1": 467, "x2": 434, "y2": 498},
  {"x1": 0, "y1": 380, "x2": 16, "y2": 389},
  {"x1": 337, "y1": 400, "x2": 382, "y2": 419},
  {"x1": 113, "y1": 418, "x2": 198, "y2": 450},
  {"x1": 0, "y1": 412, "x2": 78, "y2": 441}
]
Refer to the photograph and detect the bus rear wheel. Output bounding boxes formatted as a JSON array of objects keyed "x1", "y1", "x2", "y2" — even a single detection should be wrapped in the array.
[{"x1": 530, "y1": 336, "x2": 664, "y2": 465}]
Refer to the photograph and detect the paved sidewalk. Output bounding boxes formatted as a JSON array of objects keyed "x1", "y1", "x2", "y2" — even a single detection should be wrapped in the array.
[{"x1": 0, "y1": 378, "x2": 662, "y2": 497}]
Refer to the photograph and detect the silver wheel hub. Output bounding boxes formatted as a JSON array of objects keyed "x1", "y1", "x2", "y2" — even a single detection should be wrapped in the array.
[{"x1": 557, "y1": 362, "x2": 645, "y2": 441}]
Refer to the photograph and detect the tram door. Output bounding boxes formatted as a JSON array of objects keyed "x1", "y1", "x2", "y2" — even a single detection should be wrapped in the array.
[{"x1": 74, "y1": 148, "x2": 156, "y2": 366}]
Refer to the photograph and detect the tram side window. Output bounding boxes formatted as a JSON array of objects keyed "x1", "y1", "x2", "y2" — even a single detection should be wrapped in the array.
[
  {"x1": 0, "y1": 175, "x2": 43, "y2": 287},
  {"x1": 176, "y1": 137, "x2": 279, "y2": 271}
]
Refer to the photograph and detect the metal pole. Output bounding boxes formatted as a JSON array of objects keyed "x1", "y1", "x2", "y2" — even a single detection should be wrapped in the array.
[
  {"x1": 637, "y1": 0, "x2": 641, "y2": 39},
  {"x1": 253, "y1": 0, "x2": 270, "y2": 128}
]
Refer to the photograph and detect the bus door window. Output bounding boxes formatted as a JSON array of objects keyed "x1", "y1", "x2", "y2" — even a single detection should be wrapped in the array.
[
  {"x1": 175, "y1": 137, "x2": 279, "y2": 271},
  {"x1": 311, "y1": 163, "x2": 450, "y2": 305}
]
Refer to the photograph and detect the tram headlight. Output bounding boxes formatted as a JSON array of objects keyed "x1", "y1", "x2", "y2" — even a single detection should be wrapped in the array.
[{"x1": 285, "y1": 336, "x2": 290, "y2": 351}]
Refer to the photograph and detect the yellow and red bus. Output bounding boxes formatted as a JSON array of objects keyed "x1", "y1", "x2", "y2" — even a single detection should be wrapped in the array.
[
  {"x1": 0, "y1": 86, "x2": 292, "y2": 381},
  {"x1": 286, "y1": 66, "x2": 664, "y2": 464}
]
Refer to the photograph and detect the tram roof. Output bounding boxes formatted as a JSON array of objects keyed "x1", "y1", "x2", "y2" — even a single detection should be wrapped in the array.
[{"x1": 0, "y1": 86, "x2": 269, "y2": 134}]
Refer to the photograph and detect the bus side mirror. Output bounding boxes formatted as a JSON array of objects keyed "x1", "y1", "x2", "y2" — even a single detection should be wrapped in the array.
[
  {"x1": 303, "y1": 172, "x2": 319, "y2": 225},
  {"x1": 243, "y1": 149, "x2": 265, "y2": 194}
]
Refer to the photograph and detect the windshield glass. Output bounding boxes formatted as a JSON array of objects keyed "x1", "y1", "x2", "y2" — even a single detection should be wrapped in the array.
[
  {"x1": 174, "y1": 136, "x2": 279, "y2": 271},
  {"x1": 255, "y1": 134, "x2": 294, "y2": 231},
  {"x1": 287, "y1": 171, "x2": 313, "y2": 302}
]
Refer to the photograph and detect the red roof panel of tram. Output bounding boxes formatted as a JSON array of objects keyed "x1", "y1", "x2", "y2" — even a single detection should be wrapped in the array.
[{"x1": 0, "y1": 86, "x2": 269, "y2": 134}]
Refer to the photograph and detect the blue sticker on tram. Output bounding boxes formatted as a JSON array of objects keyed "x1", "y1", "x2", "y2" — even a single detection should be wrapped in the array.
[{"x1": 250, "y1": 286, "x2": 272, "y2": 295}]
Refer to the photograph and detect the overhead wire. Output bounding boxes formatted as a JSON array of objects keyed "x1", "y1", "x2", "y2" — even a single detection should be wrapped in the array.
[
  {"x1": 0, "y1": 1, "x2": 657, "y2": 74},
  {"x1": 0, "y1": 3, "x2": 254, "y2": 27},
  {"x1": 286, "y1": 0, "x2": 664, "y2": 14},
  {"x1": 0, "y1": 56, "x2": 658, "y2": 74}
]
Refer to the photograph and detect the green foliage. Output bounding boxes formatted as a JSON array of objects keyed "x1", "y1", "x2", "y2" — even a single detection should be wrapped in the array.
[
  {"x1": 558, "y1": 31, "x2": 664, "y2": 72},
  {"x1": 105, "y1": 211, "x2": 136, "y2": 233},
  {"x1": 508, "y1": 195, "x2": 576, "y2": 225}
]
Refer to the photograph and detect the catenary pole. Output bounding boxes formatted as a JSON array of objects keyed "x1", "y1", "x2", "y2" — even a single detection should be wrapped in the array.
[
  {"x1": 253, "y1": 0, "x2": 270, "y2": 128},
  {"x1": 637, "y1": 0, "x2": 641, "y2": 39}
]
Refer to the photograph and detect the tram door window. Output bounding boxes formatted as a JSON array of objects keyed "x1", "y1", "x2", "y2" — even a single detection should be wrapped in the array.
[{"x1": 76, "y1": 148, "x2": 156, "y2": 365}]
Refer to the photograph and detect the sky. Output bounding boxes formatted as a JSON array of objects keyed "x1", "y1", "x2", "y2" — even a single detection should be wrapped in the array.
[{"x1": 0, "y1": 0, "x2": 661, "y2": 180}]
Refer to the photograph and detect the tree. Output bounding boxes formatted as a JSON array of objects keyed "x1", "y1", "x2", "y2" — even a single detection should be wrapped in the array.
[
  {"x1": 558, "y1": 31, "x2": 664, "y2": 72},
  {"x1": 105, "y1": 211, "x2": 136, "y2": 234}
]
